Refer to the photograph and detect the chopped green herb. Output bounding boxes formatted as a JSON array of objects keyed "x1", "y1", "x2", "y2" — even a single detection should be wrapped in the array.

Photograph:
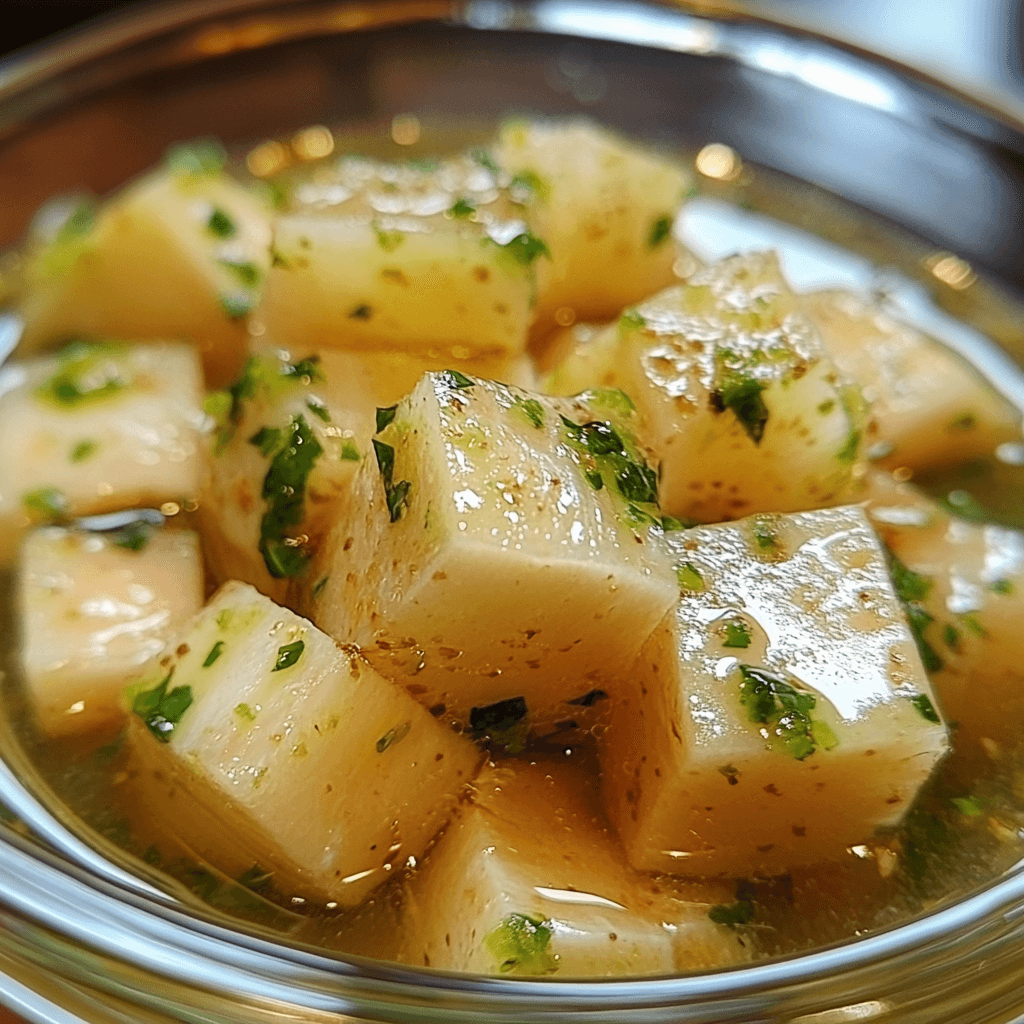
[
  {"x1": 219, "y1": 259, "x2": 261, "y2": 289},
  {"x1": 943, "y1": 623, "x2": 961, "y2": 650},
  {"x1": 306, "y1": 397, "x2": 330, "y2": 423},
  {"x1": 112, "y1": 521, "x2": 152, "y2": 552},
  {"x1": 270, "y1": 247, "x2": 290, "y2": 269},
  {"x1": 619, "y1": 309, "x2": 647, "y2": 332},
  {"x1": 500, "y1": 230, "x2": 551, "y2": 267},
  {"x1": 485, "y1": 913, "x2": 556, "y2": 975},
  {"x1": 470, "y1": 696, "x2": 528, "y2": 740},
  {"x1": 376, "y1": 405, "x2": 398, "y2": 433},
  {"x1": 203, "y1": 641, "x2": 225, "y2": 668},
  {"x1": 23, "y1": 487, "x2": 68, "y2": 522},
  {"x1": 376, "y1": 721, "x2": 412, "y2": 753},
  {"x1": 708, "y1": 900, "x2": 755, "y2": 928},
  {"x1": 204, "y1": 390, "x2": 232, "y2": 424},
  {"x1": 234, "y1": 703, "x2": 256, "y2": 722},
  {"x1": 249, "y1": 426, "x2": 283, "y2": 457},
  {"x1": 661, "y1": 515, "x2": 699, "y2": 531},
  {"x1": 907, "y1": 605, "x2": 944, "y2": 672},
  {"x1": 273, "y1": 640, "x2": 305, "y2": 672},
  {"x1": 751, "y1": 515, "x2": 779, "y2": 552},
  {"x1": 560, "y1": 415, "x2": 659, "y2": 507},
  {"x1": 36, "y1": 340, "x2": 130, "y2": 408},
  {"x1": 948, "y1": 412, "x2": 978, "y2": 432},
  {"x1": 722, "y1": 619, "x2": 751, "y2": 648},
  {"x1": 216, "y1": 609, "x2": 234, "y2": 630},
  {"x1": 132, "y1": 673, "x2": 193, "y2": 743},
  {"x1": 449, "y1": 197, "x2": 476, "y2": 218},
  {"x1": 513, "y1": 396, "x2": 545, "y2": 428},
  {"x1": 713, "y1": 375, "x2": 769, "y2": 444},
  {"x1": 737, "y1": 665, "x2": 826, "y2": 760},
  {"x1": 220, "y1": 292, "x2": 254, "y2": 320},
  {"x1": 676, "y1": 561, "x2": 705, "y2": 592},
  {"x1": 312, "y1": 576, "x2": 330, "y2": 599},
  {"x1": 940, "y1": 489, "x2": 989, "y2": 523},
  {"x1": 648, "y1": 214, "x2": 673, "y2": 249},
  {"x1": 206, "y1": 207, "x2": 236, "y2": 239},
  {"x1": 888, "y1": 552, "x2": 933, "y2": 603},
  {"x1": 441, "y1": 369, "x2": 475, "y2": 390},
  {"x1": 282, "y1": 357, "x2": 323, "y2": 384},
  {"x1": 258, "y1": 415, "x2": 323, "y2": 578},
  {"x1": 952, "y1": 795, "x2": 986, "y2": 817},
  {"x1": 339, "y1": 440, "x2": 361, "y2": 461},
  {"x1": 472, "y1": 148, "x2": 500, "y2": 175},
  {"x1": 165, "y1": 138, "x2": 227, "y2": 177},
  {"x1": 509, "y1": 169, "x2": 551, "y2": 203},
  {"x1": 717, "y1": 764, "x2": 741, "y2": 786},
  {"x1": 836, "y1": 428, "x2": 861, "y2": 464},
  {"x1": 911, "y1": 693, "x2": 941, "y2": 723},
  {"x1": 961, "y1": 613, "x2": 988, "y2": 638},
  {"x1": 811, "y1": 719, "x2": 839, "y2": 751},
  {"x1": 372, "y1": 439, "x2": 412, "y2": 523},
  {"x1": 56, "y1": 200, "x2": 96, "y2": 242},
  {"x1": 373, "y1": 224, "x2": 405, "y2": 253},
  {"x1": 70, "y1": 439, "x2": 98, "y2": 463},
  {"x1": 817, "y1": 399, "x2": 836, "y2": 415},
  {"x1": 349, "y1": 304, "x2": 372, "y2": 320},
  {"x1": 989, "y1": 578, "x2": 1014, "y2": 595},
  {"x1": 584, "y1": 469, "x2": 604, "y2": 490}
]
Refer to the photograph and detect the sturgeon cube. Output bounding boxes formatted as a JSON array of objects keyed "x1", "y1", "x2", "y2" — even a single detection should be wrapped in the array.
[
  {"x1": 128, "y1": 582, "x2": 481, "y2": 905},
  {"x1": 861, "y1": 470, "x2": 1024, "y2": 767},
  {"x1": 0, "y1": 340, "x2": 204, "y2": 562},
  {"x1": 256, "y1": 153, "x2": 539, "y2": 359},
  {"x1": 545, "y1": 252, "x2": 864, "y2": 522},
  {"x1": 19, "y1": 147, "x2": 273, "y2": 385},
  {"x1": 493, "y1": 119, "x2": 689, "y2": 334},
  {"x1": 804, "y1": 290, "x2": 1021, "y2": 470},
  {"x1": 201, "y1": 349, "x2": 534, "y2": 604},
  {"x1": 399, "y1": 760, "x2": 747, "y2": 976},
  {"x1": 18, "y1": 524, "x2": 202, "y2": 737},
  {"x1": 312, "y1": 374, "x2": 678, "y2": 735},
  {"x1": 601, "y1": 505, "x2": 949, "y2": 879}
]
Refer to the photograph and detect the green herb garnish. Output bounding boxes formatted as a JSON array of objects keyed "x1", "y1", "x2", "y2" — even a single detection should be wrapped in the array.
[
  {"x1": 339, "y1": 440, "x2": 360, "y2": 461},
  {"x1": 722, "y1": 619, "x2": 751, "y2": 648},
  {"x1": 449, "y1": 197, "x2": 476, "y2": 218},
  {"x1": 713, "y1": 375, "x2": 769, "y2": 444},
  {"x1": 911, "y1": 693, "x2": 941, "y2": 723},
  {"x1": 206, "y1": 207, "x2": 236, "y2": 238},
  {"x1": 219, "y1": 259, "x2": 261, "y2": 289},
  {"x1": 560, "y1": 415, "x2": 658, "y2": 507},
  {"x1": 373, "y1": 224, "x2": 405, "y2": 253},
  {"x1": 371, "y1": 439, "x2": 411, "y2": 523},
  {"x1": 499, "y1": 230, "x2": 551, "y2": 267},
  {"x1": 165, "y1": 138, "x2": 227, "y2": 177},
  {"x1": 306, "y1": 397, "x2": 330, "y2": 423},
  {"x1": 619, "y1": 309, "x2": 647, "y2": 332},
  {"x1": 132, "y1": 673, "x2": 193, "y2": 743},
  {"x1": 708, "y1": 900, "x2": 755, "y2": 928},
  {"x1": 509, "y1": 169, "x2": 551, "y2": 203},
  {"x1": 376, "y1": 722, "x2": 412, "y2": 753},
  {"x1": 376, "y1": 405, "x2": 398, "y2": 433},
  {"x1": 952, "y1": 795, "x2": 986, "y2": 817},
  {"x1": 258, "y1": 415, "x2": 323, "y2": 577},
  {"x1": 990, "y1": 578, "x2": 1014, "y2": 595},
  {"x1": 484, "y1": 913, "x2": 557, "y2": 975},
  {"x1": 472, "y1": 149, "x2": 500, "y2": 175},
  {"x1": 677, "y1": 562, "x2": 705, "y2": 592},
  {"x1": 737, "y1": 665, "x2": 827, "y2": 760},
  {"x1": 70, "y1": 440, "x2": 98, "y2": 463},
  {"x1": 22, "y1": 487, "x2": 68, "y2": 522},
  {"x1": 203, "y1": 641, "x2": 225, "y2": 668},
  {"x1": 648, "y1": 214, "x2": 673, "y2": 249},
  {"x1": 441, "y1": 369, "x2": 475, "y2": 390},
  {"x1": 220, "y1": 292, "x2": 255, "y2": 320},
  {"x1": 249, "y1": 426, "x2": 283, "y2": 457},
  {"x1": 36, "y1": 340, "x2": 129, "y2": 409},
  {"x1": 349, "y1": 304, "x2": 372, "y2": 320},
  {"x1": 273, "y1": 640, "x2": 305, "y2": 672},
  {"x1": 234, "y1": 703, "x2": 256, "y2": 722},
  {"x1": 112, "y1": 520, "x2": 151, "y2": 552},
  {"x1": 513, "y1": 396, "x2": 545, "y2": 428}
]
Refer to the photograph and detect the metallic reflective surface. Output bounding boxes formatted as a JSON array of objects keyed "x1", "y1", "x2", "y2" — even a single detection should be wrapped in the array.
[{"x1": 4, "y1": 1, "x2": 1024, "y2": 1021}]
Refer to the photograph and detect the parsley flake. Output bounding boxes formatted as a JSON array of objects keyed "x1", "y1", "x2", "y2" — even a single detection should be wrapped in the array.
[
  {"x1": 203, "y1": 641, "x2": 225, "y2": 667},
  {"x1": 648, "y1": 214, "x2": 673, "y2": 249},
  {"x1": 485, "y1": 913, "x2": 556, "y2": 975},
  {"x1": 910, "y1": 693, "x2": 941, "y2": 723},
  {"x1": 722, "y1": 619, "x2": 751, "y2": 648},
  {"x1": 132, "y1": 673, "x2": 193, "y2": 743},
  {"x1": 372, "y1": 439, "x2": 412, "y2": 523},
  {"x1": 273, "y1": 640, "x2": 305, "y2": 672},
  {"x1": 70, "y1": 439, "x2": 98, "y2": 463},
  {"x1": 206, "y1": 207, "x2": 236, "y2": 239},
  {"x1": 713, "y1": 375, "x2": 769, "y2": 444}
]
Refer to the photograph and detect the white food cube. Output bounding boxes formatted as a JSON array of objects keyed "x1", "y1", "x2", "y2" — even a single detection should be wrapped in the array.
[
  {"x1": 804, "y1": 289, "x2": 1021, "y2": 469},
  {"x1": 201, "y1": 349, "x2": 534, "y2": 604},
  {"x1": 493, "y1": 119, "x2": 689, "y2": 333},
  {"x1": 601, "y1": 505, "x2": 949, "y2": 878},
  {"x1": 545, "y1": 252, "x2": 864, "y2": 522},
  {"x1": 0, "y1": 340, "x2": 204, "y2": 562},
  {"x1": 399, "y1": 760, "x2": 747, "y2": 976},
  {"x1": 18, "y1": 149, "x2": 273, "y2": 385},
  {"x1": 127, "y1": 582, "x2": 481, "y2": 905},
  {"x1": 256, "y1": 154, "x2": 539, "y2": 358},
  {"x1": 312, "y1": 373, "x2": 678, "y2": 735},
  {"x1": 18, "y1": 524, "x2": 203, "y2": 737},
  {"x1": 861, "y1": 470, "x2": 1024, "y2": 768}
]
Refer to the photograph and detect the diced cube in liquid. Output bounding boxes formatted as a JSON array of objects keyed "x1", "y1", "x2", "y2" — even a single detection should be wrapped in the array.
[
  {"x1": 256, "y1": 154, "x2": 538, "y2": 359},
  {"x1": 18, "y1": 525, "x2": 203, "y2": 737},
  {"x1": 493, "y1": 120, "x2": 689, "y2": 334},
  {"x1": 601, "y1": 506, "x2": 948, "y2": 878},
  {"x1": 861, "y1": 470, "x2": 1024, "y2": 769},
  {"x1": 804, "y1": 290, "x2": 1021, "y2": 470},
  {"x1": 128, "y1": 582, "x2": 482, "y2": 904},
  {"x1": 0, "y1": 341, "x2": 204, "y2": 562},
  {"x1": 18, "y1": 164, "x2": 273, "y2": 385},
  {"x1": 311, "y1": 374, "x2": 677, "y2": 733},
  {"x1": 399, "y1": 760, "x2": 747, "y2": 976},
  {"x1": 544, "y1": 252, "x2": 863, "y2": 522},
  {"x1": 201, "y1": 350, "x2": 534, "y2": 604}
]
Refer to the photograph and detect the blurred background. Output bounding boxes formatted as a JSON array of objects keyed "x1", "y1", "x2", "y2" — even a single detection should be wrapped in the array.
[{"x1": 4, "y1": 0, "x2": 1024, "y2": 116}]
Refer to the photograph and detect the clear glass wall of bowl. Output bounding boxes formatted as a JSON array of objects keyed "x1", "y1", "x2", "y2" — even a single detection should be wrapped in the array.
[{"x1": 4, "y1": 2, "x2": 1024, "y2": 1021}]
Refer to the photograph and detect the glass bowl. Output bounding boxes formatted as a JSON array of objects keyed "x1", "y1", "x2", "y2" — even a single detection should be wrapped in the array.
[{"x1": 3, "y1": 2, "x2": 1024, "y2": 1021}]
